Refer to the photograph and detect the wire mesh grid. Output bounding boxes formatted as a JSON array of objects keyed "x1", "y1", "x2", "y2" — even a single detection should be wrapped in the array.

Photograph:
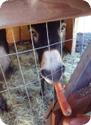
[
  {"x1": 0, "y1": 19, "x2": 85, "y2": 125},
  {"x1": 0, "y1": 21, "x2": 67, "y2": 125}
]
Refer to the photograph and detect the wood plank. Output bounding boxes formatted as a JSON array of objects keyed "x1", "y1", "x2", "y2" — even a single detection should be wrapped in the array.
[
  {"x1": 65, "y1": 19, "x2": 74, "y2": 53},
  {"x1": 0, "y1": 0, "x2": 91, "y2": 28},
  {"x1": 6, "y1": 26, "x2": 30, "y2": 44},
  {"x1": 65, "y1": 42, "x2": 91, "y2": 96}
]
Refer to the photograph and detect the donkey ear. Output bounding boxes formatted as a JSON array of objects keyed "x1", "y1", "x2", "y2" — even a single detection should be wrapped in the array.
[{"x1": 31, "y1": 28, "x2": 39, "y2": 43}]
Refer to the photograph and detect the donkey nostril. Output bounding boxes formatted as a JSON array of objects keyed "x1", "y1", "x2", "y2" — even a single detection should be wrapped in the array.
[
  {"x1": 61, "y1": 65, "x2": 65, "y2": 72},
  {"x1": 58, "y1": 65, "x2": 65, "y2": 72},
  {"x1": 41, "y1": 69, "x2": 51, "y2": 78},
  {"x1": 40, "y1": 65, "x2": 65, "y2": 83}
]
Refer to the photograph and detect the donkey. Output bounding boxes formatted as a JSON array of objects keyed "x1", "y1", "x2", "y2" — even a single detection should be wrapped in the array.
[{"x1": 30, "y1": 20, "x2": 66, "y2": 95}]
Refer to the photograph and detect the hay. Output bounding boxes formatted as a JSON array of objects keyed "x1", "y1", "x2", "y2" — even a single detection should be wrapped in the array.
[
  {"x1": 0, "y1": 42, "x2": 82, "y2": 125},
  {"x1": 63, "y1": 53, "x2": 81, "y2": 83},
  {"x1": 0, "y1": 42, "x2": 48, "y2": 125}
]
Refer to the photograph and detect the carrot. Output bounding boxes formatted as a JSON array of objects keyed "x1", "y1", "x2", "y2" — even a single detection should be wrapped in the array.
[{"x1": 54, "y1": 82, "x2": 72, "y2": 116}]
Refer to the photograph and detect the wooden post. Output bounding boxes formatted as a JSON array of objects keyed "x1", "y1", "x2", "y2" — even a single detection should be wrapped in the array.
[{"x1": 64, "y1": 18, "x2": 74, "y2": 53}]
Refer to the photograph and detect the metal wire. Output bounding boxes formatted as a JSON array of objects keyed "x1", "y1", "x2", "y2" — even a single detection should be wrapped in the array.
[
  {"x1": 0, "y1": 20, "x2": 73, "y2": 124},
  {"x1": 45, "y1": 22, "x2": 55, "y2": 106},
  {"x1": 0, "y1": 38, "x2": 72, "y2": 59},
  {"x1": 0, "y1": 65, "x2": 65, "y2": 95},
  {"x1": 30, "y1": 25, "x2": 45, "y2": 125},
  {"x1": 10, "y1": 30, "x2": 35, "y2": 124},
  {"x1": 0, "y1": 20, "x2": 67, "y2": 122}
]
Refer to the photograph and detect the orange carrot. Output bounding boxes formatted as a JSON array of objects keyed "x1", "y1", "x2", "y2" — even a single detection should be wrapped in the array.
[{"x1": 54, "y1": 82, "x2": 72, "y2": 116}]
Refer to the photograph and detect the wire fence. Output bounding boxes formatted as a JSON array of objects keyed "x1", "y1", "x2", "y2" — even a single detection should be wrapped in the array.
[
  {"x1": 0, "y1": 21, "x2": 68, "y2": 92},
  {"x1": 0, "y1": 19, "x2": 88, "y2": 125}
]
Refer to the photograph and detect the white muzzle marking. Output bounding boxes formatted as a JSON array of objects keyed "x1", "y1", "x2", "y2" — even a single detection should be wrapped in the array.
[
  {"x1": 41, "y1": 49, "x2": 63, "y2": 71},
  {"x1": 40, "y1": 49, "x2": 64, "y2": 84}
]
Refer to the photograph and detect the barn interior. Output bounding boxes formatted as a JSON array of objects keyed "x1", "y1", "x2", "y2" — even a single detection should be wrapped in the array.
[{"x1": 0, "y1": 0, "x2": 91, "y2": 125}]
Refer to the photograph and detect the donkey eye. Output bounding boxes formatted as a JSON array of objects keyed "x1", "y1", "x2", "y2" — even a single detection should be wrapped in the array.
[
  {"x1": 32, "y1": 31, "x2": 35, "y2": 34},
  {"x1": 32, "y1": 31, "x2": 36, "y2": 36},
  {"x1": 31, "y1": 29, "x2": 39, "y2": 43}
]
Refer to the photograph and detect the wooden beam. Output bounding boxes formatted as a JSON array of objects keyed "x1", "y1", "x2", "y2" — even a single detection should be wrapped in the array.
[
  {"x1": 0, "y1": 0, "x2": 91, "y2": 28},
  {"x1": 64, "y1": 18, "x2": 74, "y2": 53}
]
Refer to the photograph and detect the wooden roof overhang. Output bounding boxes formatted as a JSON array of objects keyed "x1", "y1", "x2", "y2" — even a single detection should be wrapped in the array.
[{"x1": 0, "y1": 0, "x2": 91, "y2": 28}]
